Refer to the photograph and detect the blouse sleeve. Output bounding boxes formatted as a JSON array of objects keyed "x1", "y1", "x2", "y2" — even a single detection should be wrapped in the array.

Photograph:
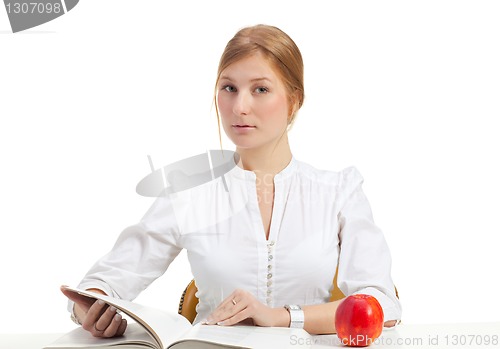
[
  {"x1": 71, "y1": 194, "x2": 182, "y2": 303},
  {"x1": 336, "y1": 167, "x2": 402, "y2": 322}
]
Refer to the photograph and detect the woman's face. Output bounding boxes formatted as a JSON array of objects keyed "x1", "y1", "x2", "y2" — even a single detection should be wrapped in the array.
[{"x1": 216, "y1": 52, "x2": 290, "y2": 151}]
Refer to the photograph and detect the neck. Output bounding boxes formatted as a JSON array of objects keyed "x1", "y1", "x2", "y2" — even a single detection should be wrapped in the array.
[{"x1": 235, "y1": 135, "x2": 292, "y2": 176}]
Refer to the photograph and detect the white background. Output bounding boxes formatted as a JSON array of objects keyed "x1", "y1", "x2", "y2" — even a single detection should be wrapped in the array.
[{"x1": 1, "y1": 0, "x2": 499, "y2": 334}]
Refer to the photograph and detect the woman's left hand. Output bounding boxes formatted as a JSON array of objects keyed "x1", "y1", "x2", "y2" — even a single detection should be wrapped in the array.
[{"x1": 204, "y1": 289, "x2": 287, "y2": 327}]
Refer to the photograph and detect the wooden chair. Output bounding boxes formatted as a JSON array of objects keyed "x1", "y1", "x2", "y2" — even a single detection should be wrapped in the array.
[{"x1": 178, "y1": 279, "x2": 199, "y2": 323}]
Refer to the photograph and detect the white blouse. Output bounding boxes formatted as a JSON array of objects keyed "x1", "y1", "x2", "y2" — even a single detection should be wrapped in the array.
[{"x1": 75, "y1": 156, "x2": 402, "y2": 323}]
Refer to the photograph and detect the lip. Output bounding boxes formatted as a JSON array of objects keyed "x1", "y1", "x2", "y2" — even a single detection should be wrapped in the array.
[{"x1": 231, "y1": 125, "x2": 256, "y2": 133}]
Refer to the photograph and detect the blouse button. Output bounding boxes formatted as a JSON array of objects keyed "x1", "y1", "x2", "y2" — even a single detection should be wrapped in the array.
[
  {"x1": 268, "y1": 255, "x2": 273, "y2": 261},
  {"x1": 267, "y1": 280, "x2": 272, "y2": 287},
  {"x1": 267, "y1": 273, "x2": 272, "y2": 279},
  {"x1": 267, "y1": 264, "x2": 272, "y2": 270}
]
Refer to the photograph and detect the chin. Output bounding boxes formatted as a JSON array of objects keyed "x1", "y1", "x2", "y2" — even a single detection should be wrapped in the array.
[
  {"x1": 226, "y1": 135, "x2": 255, "y2": 149},
  {"x1": 232, "y1": 142, "x2": 259, "y2": 150}
]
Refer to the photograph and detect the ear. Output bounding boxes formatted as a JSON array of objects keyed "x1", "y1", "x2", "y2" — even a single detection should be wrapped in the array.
[{"x1": 288, "y1": 91, "x2": 301, "y2": 124}]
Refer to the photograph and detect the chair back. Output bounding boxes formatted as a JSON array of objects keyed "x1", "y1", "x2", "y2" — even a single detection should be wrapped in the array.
[{"x1": 178, "y1": 279, "x2": 199, "y2": 323}]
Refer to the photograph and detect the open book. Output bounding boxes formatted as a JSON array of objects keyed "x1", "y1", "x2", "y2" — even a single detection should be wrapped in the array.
[{"x1": 46, "y1": 286, "x2": 312, "y2": 349}]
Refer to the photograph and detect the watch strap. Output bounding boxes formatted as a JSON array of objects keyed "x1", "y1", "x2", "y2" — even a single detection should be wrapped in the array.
[{"x1": 284, "y1": 304, "x2": 304, "y2": 329}]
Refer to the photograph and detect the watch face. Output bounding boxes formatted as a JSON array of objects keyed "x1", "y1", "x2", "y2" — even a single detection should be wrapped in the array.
[{"x1": 288, "y1": 305, "x2": 301, "y2": 311}]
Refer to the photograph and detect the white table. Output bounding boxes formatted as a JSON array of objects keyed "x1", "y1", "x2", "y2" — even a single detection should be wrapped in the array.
[
  {"x1": 1, "y1": 322, "x2": 499, "y2": 349},
  {"x1": 0, "y1": 333, "x2": 62, "y2": 349}
]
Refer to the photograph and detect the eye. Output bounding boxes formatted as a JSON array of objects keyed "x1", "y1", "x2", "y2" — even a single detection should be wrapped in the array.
[
  {"x1": 222, "y1": 85, "x2": 237, "y2": 92},
  {"x1": 255, "y1": 86, "x2": 269, "y2": 94}
]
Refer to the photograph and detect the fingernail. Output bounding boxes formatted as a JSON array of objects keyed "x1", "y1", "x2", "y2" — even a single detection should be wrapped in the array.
[
  {"x1": 97, "y1": 300, "x2": 105, "y2": 305},
  {"x1": 109, "y1": 306, "x2": 117, "y2": 313},
  {"x1": 217, "y1": 321, "x2": 226, "y2": 326},
  {"x1": 114, "y1": 313, "x2": 122, "y2": 322}
]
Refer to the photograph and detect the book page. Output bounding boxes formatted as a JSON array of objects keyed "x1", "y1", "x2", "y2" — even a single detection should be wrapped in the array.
[
  {"x1": 169, "y1": 324, "x2": 313, "y2": 349},
  {"x1": 44, "y1": 323, "x2": 157, "y2": 349},
  {"x1": 62, "y1": 287, "x2": 193, "y2": 349}
]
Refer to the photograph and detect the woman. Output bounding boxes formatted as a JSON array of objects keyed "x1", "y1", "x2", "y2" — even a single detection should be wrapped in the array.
[{"x1": 64, "y1": 24, "x2": 402, "y2": 337}]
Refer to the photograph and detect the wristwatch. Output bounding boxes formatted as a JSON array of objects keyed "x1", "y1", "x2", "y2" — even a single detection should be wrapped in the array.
[{"x1": 284, "y1": 304, "x2": 304, "y2": 329}]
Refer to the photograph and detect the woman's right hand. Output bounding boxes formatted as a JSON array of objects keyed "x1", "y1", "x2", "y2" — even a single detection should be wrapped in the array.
[{"x1": 61, "y1": 286, "x2": 127, "y2": 338}]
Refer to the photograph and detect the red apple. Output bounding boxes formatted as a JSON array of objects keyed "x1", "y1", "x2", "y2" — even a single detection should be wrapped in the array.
[{"x1": 335, "y1": 294, "x2": 384, "y2": 347}]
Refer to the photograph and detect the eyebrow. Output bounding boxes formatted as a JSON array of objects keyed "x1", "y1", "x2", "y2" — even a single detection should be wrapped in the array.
[{"x1": 219, "y1": 76, "x2": 273, "y2": 83}]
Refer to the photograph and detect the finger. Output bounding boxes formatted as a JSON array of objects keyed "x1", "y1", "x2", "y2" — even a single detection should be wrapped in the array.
[
  {"x1": 220, "y1": 291, "x2": 243, "y2": 311},
  {"x1": 205, "y1": 296, "x2": 234, "y2": 324},
  {"x1": 205, "y1": 289, "x2": 248, "y2": 324},
  {"x1": 101, "y1": 313, "x2": 124, "y2": 338},
  {"x1": 214, "y1": 296, "x2": 236, "y2": 312},
  {"x1": 81, "y1": 300, "x2": 107, "y2": 334},
  {"x1": 206, "y1": 304, "x2": 234, "y2": 324},
  {"x1": 116, "y1": 319, "x2": 128, "y2": 336},
  {"x1": 217, "y1": 308, "x2": 250, "y2": 326},
  {"x1": 94, "y1": 305, "x2": 119, "y2": 336},
  {"x1": 208, "y1": 297, "x2": 246, "y2": 325},
  {"x1": 60, "y1": 286, "x2": 95, "y2": 311}
]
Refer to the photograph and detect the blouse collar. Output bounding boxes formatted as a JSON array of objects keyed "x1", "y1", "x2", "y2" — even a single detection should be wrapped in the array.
[{"x1": 227, "y1": 153, "x2": 298, "y2": 182}]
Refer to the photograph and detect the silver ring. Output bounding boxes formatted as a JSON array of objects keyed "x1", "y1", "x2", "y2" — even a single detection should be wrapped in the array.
[
  {"x1": 94, "y1": 322, "x2": 105, "y2": 332},
  {"x1": 232, "y1": 299, "x2": 237, "y2": 305}
]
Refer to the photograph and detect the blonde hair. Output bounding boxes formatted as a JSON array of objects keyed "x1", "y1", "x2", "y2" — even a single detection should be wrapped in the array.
[{"x1": 214, "y1": 24, "x2": 305, "y2": 147}]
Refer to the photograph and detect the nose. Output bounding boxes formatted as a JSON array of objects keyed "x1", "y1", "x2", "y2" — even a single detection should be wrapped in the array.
[{"x1": 233, "y1": 91, "x2": 251, "y2": 116}]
